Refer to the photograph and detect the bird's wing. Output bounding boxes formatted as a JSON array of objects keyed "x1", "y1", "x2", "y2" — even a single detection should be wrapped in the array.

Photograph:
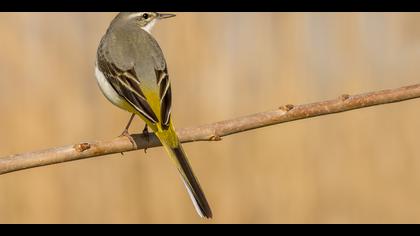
[
  {"x1": 97, "y1": 48, "x2": 159, "y2": 124},
  {"x1": 97, "y1": 28, "x2": 172, "y2": 130}
]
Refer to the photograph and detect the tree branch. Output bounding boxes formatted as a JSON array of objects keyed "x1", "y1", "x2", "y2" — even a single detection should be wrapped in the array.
[{"x1": 1, "y1": 83, "x2": 420, "y2": 175}]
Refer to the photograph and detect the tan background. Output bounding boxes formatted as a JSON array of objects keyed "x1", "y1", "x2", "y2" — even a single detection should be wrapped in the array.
[{"x1": 0, "y1": 12, "x2": 419, "y2": 223}]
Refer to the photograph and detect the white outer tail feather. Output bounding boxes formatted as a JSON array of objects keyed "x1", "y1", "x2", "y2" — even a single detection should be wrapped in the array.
[{"x1": 180, "y1": 176, "x2": 205, "y2": 218}]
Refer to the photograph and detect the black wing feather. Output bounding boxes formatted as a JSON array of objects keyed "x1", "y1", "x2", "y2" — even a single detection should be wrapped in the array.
[
  {"x1": 97, "y1": 52, "x2": 159, "y2": 124},
  {"x1": 156, "y1": 69, "x2": 172, "y2": 130}
]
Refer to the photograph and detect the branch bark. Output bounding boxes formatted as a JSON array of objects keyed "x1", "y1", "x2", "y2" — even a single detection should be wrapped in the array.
[{"x1": 1, "y1": 83, "x2": 420, "y2": 175}]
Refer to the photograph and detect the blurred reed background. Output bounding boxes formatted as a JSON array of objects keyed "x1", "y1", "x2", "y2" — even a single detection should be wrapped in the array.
[{"x1": 0, "y1": 12, "x2": 420, "y2": 223}]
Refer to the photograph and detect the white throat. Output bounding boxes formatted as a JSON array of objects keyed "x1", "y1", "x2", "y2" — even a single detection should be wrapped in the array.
[{"x1": 142, "y1": 19, "x2": 157, "y2": 33}]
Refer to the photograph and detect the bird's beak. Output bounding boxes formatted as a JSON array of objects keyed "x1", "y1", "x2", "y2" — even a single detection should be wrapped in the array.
[{"x1": 158, "y1": 13, "x2": 176, "y2": 20}]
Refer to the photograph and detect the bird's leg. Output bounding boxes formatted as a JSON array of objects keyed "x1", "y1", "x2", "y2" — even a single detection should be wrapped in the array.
[
  {"x1": 120, "y1": 113, "x2": 136, "y2": 156},
  {"x1": 121, "y1": 113, "x2": 136, "y2": 136},
  {"x1": 143, "y1": 124, "x2": 150, "y2": 154}
]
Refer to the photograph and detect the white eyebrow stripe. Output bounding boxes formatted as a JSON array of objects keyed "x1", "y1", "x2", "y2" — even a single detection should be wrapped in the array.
[
  {"x1": 126, "y1": 13, "x2": 158, "y2": 33},
  {"x1": 126, "y1": 12, "x2": 146, "y2": 20}
]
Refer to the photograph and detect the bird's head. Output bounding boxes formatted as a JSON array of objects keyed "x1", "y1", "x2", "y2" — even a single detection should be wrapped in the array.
[{"x1": 111, "y1": 12, "x2": 176, "y2": 33}]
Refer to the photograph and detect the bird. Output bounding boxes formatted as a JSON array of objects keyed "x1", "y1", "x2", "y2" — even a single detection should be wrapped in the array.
[{"x1": 94, "y1": 12, "x2": 212, "y2": 218}]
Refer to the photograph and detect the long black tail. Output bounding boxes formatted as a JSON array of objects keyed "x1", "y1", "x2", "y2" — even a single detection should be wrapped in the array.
[
  {"x1": 171, "y1": 145, "x2": 213, "y2": 218},
  {"x1": 156, "y1": 128, "x2": 212, "y2": 218}
]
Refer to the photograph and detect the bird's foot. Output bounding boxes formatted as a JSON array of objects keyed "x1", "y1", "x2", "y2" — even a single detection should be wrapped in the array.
[{"x1": 119, "y1": 129, "x2": 136, "y2": 156}]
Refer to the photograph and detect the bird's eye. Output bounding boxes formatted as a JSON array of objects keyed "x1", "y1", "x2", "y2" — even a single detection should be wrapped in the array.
[{"x1": 142, "y1": 13, "x2": 149, "y2": 19}]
